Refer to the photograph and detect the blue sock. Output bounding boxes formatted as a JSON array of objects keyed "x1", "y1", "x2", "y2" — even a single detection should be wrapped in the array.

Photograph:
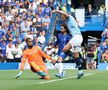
[{"x1": 74, "y1": 58, "x2": 83, "y2": 70}]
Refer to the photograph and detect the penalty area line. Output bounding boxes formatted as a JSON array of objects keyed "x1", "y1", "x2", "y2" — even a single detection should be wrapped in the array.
[{"x1": 38, "y1": 73, "x2": 95, "y2": 85}]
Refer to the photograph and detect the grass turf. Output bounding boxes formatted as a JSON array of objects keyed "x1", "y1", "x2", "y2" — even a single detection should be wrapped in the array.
[{"x1": 0, "y1": 70, "x2": 108, "y2": 90}]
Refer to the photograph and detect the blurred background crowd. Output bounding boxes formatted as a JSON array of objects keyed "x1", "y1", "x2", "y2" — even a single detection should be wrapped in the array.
[{"x1": 0, "y1": 0, "x2": 108, "y2": 70}]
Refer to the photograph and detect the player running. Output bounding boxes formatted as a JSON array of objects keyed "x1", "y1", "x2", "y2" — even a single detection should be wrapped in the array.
[
  {"x1": 54, "y1": 24, "x2": 71, "y2": 78},
  {"x1": 15, "y1": 35, "x2": 56, "y2": 80},
  {"x1": 52, "y1": 10, "x2": 84, "y2": 79}
]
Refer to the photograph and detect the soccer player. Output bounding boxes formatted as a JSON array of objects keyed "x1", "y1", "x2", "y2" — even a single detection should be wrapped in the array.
[
  {"x1": 15, "y1": 35, "x2": 56, "y2": 80},
  {"x1": 54, "y1": 24, "x2": 71, "y2": 78},
  {"x1": 52, "y1": 10, "x2": 84, "y2": 79}
]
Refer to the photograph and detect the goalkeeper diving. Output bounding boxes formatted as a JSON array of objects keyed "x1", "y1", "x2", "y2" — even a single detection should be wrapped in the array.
[{"x1": 15, "y1": 35, "x2": 56, "y2": 80}]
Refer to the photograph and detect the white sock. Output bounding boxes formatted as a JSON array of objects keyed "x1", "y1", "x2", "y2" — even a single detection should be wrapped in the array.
[
  {"x1": 58, "y1": 63, "x2": 63, "y2": 75},
  {"x1": 78, "y1": 70, "x2": 83, "y2": 74},
  {"x1": 54, "y1": 63, "x2": 59, "y2": 69},
  {"x1": 54, "y1": 63, "x2": 63, "y2": 75}
]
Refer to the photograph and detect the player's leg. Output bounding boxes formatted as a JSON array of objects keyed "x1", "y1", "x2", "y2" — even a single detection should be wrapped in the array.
[
  {"x1": 30, "y1": 62, "x2": 50, "y2": 80},
  {"x1": 73, "y1": 52, "x2": 84, "y2": 79},
  {"x1": 54, "y1": 52, "x2": 66, "y2": 78},
  {"x1": 57, "y1": 42, "x2": 71, "y2": 78},
  {"x1": 68, "y1": 35, "x2": 84, "y2": 79},
  {"x1": 55, "y1": 57, "x2": 64, "y2": 78},
  {"x1": 39, "y1": 65, "x2": 50, "y2": 79},
  {"x1": 62, "y1": 42, "x2": 72, "y2": 52}
]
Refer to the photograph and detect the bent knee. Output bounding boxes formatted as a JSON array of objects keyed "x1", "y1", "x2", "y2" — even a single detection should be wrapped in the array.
[
  {"x1": 58, "y1": 57, "x2": 63, "y2": 62},
  {"x1": 62, "y1": 47, "x2": 68, "y2": 52}
]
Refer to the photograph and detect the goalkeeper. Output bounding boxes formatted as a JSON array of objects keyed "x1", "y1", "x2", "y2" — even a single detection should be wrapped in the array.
[{"x1": 15, "y1": 35, "x2": 56, "y2": 80}]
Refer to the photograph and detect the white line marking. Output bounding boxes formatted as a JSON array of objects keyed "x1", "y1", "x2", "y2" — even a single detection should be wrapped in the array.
[{"x1": 38, "y1": 73, "x2": 95, "y2": 84}]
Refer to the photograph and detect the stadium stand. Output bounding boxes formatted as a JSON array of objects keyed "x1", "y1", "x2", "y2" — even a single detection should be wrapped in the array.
[{"x1": 0, "y1": 0, "x2": 108, "y2": 70}]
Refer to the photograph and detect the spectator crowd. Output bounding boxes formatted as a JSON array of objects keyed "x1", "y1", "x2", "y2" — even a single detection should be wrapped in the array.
[
  {"x1": 0, "y1": 0, "x2": 108, "y2": 71},
  {"x1": 0, "y1": 0, "x2": 56, "y2": 62}
]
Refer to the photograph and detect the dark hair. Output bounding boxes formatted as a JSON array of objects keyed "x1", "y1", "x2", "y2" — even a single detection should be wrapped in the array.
[
  {"x1": 25, "y1": 38, "x2": 31, "y2": 42},
  {"x1": 61, "y1": 24, "x2": 70, "y2": 34}
]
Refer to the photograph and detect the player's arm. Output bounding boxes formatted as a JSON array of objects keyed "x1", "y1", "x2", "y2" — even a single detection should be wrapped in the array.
[
  {"x1": 38, "y1": 47, "x2": 56, "y2": 65},
  {"x1": 52, "y1": 9, "x2": 69, "y2": 18},
  {"x1": 15, "y1": 51, "x2": 27, "y2": 79},
  {"x1": 19, "y1": 58, "x2": 26, "y2": 71}
]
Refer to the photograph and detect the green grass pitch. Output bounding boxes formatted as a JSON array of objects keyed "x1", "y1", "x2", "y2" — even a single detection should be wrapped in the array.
[{"x1": 0, "y1": 70, "x2": 108, "y2": 90}]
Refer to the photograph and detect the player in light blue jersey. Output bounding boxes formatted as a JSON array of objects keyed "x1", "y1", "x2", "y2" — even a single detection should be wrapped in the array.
[{"x1": 52, "y1": 10, "x2": 84, "y2": 79}]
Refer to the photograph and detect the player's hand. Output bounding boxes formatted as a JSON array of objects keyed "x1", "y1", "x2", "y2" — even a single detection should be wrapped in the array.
[
  {"x1": 15, "y1": 71, "x2": 22, "y2": 79},
  {"x1": 51, "y1": 59, "x2": 56, "y2": 65}
]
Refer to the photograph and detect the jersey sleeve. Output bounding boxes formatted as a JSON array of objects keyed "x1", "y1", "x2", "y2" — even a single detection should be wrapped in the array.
[
  {"x1": 20, "y1": 51, "x2": 27, "y2": 71},
  {"x1": 37, "y1": 46, "x2": 52, "y2": 60}
]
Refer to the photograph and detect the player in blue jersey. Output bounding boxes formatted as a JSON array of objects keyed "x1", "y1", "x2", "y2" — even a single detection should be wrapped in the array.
[
  {"x1": 54, "y1": 24, "x2": 71, "y2": 78},
  {"x1": 52, "y1": 10, "x2": 84, "y2": 79}
]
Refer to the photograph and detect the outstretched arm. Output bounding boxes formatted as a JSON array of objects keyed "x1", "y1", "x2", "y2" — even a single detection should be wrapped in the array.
[
  {"x1": 37, "y1": 47, "x2": 56, "y2": 65},
  {"x1": 15, "y1": 52, "x2": 27, "y2": 79},
  {"x1": 52, "y1": 10, "x2": 69, "y2": 18}
]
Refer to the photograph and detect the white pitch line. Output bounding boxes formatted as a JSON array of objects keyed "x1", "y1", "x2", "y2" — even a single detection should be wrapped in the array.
[{"x1": 38, "y1": 73, "x2": 95, "y2": 85}]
